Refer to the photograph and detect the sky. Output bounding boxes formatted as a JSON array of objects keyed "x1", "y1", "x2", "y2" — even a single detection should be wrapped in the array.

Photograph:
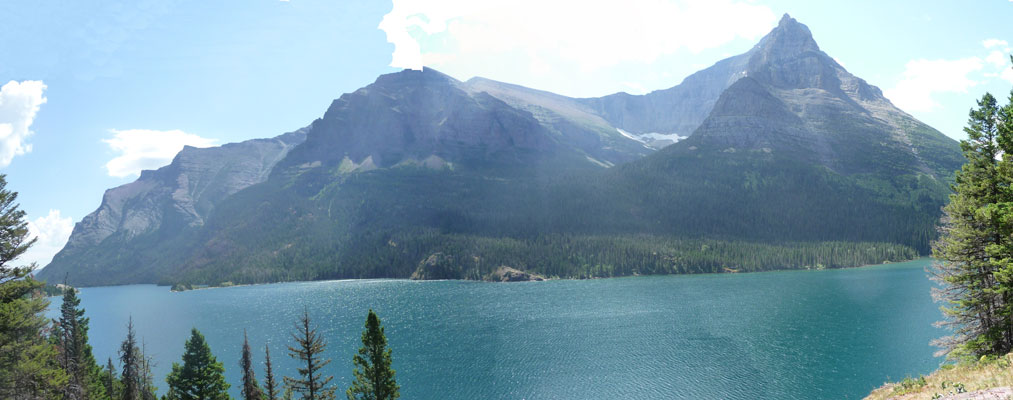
[{"x1": 2, "y1": 0, "x2": 1012, "y2": 269}]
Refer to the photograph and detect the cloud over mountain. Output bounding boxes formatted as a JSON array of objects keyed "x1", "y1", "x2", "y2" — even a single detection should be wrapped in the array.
[
  {"x1": 0, "y1": 80, "x2": 47, "y2": 167},
  {"x1": 103, "y1": 129, "x2": 217, "y2": 178},
  {"x1": 380, "y1": 0, "x2": 777, "y2": 97}
]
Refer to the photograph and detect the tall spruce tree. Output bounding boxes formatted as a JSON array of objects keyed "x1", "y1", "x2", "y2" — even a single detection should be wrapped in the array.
[
  {"x1": 165, "y1": 328, "x2": 231, "y2": 400},
  {"x1": 0, "y1": 174, "x2": 68, "y2": 399},
  {"x1": 933, "y1": 90, "x2": 1013, "y2": 358},
  {"x1": 119, "y1": 317, "x2": 141, "y2": 400},
  {"x1": 346, "y1": 310, "x2": 399, "y2": 400},
  {"x1": 994, "y1": 65, "x2": 1013, "y2": 352},
  {"x1": 105, "y1": 357, "x2": 120, "y2": 400},
  {"x1": 264, "y1": 345, "x2": 279, "y2": 400},
  {"x1": 240, "y1": 331, "x2": 263, "y2": 400},
  {"x1": 55, "y1": 285, "x2": 107, "y2": 400},
  {"x1": 284, "y1": 310, "x2": 336, "y2": 400}
]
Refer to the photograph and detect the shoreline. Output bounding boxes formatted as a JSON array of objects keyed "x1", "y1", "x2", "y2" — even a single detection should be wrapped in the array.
[{"x1": 71, "y1": 256, "x2": 928, "y2": 293}]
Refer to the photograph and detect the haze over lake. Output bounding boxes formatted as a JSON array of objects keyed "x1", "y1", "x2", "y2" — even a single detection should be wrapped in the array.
[{"x1": 49, "y1": 259, "x2": 942, "y2": 399}]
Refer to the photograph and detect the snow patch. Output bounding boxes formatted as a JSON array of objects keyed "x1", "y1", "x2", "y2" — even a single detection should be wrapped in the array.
[{"x1": 616, "y1": 128, "x2": 687, "y2": 149}]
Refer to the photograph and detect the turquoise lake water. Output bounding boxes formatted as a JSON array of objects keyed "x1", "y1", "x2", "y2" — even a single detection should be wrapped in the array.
[{"x1": 48, "y1": 258, "x2": 944, "y2": 399}]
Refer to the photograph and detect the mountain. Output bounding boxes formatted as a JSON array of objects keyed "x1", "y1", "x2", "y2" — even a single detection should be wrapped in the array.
[
  {"x1": 37, "y1": 15, "x2": 963, "y2": 287},
  {"x1": 594, "y1": 15, "x2": 960, "y2": 248},
  {"x1": 42, "y1": 130, "x2": 306, "y2": 285}
]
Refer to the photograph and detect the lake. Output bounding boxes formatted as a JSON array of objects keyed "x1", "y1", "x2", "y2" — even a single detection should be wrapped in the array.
[{"x1": 48, "y1": 258, "x2": 944, "y2": 399}]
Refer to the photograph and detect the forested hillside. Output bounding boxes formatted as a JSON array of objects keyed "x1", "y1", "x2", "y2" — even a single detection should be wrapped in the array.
[{"x1": 38, "y1": 15, "x2": 962, "y2": 287}]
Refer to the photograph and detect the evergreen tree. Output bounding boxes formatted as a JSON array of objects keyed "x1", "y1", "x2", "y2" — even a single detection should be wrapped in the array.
[
  {"x1": 933, "y1": 91, "x2": 1013, "y2": 358},
  {"x1": 240, "y1": 331, "x2": 263, "y2": 400},
  {"x1": 104, "y1": 357, "x2": 120, "y2": 400},
  {"x1": 165, "y1": 328, "x2": 231, "y2": 400},
  {"x1": 0, "y1": 174, "x2": 68, "y2": 399},
  {"x1": 994, "y1": 65, "x2": 1013, "y2": 351},
  {"x1": 55, "y1": 284, "x2": 107, "y2": 400},
  {"x1": 263, "y1": 345, "x2": 279, "y2": 400},
  {"x1": 119, "y1": 317, "x2": 141, "y2": 400},
  {"x1": 346, "y1": 310, "x2": 399, "y2": 400},
  {"x1": 284, "y1": 310, "x2": 336, "y2": 400}
]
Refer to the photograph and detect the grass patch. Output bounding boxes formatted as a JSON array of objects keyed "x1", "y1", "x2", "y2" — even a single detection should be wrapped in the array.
[{"x1": 866, "y1": 354, "x2": 1013, "y2": 399}]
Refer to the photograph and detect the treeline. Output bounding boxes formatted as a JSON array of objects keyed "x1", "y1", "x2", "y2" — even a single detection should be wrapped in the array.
[
  {"x1": 149, "y1": 142, "x2": 942, "y2": 287},
  {"x1": 6, "y1": 284, "x2": 400, "y2": 400},
  {"x1": 172, "y1": 229, "x2": 917, "y2": 285}
]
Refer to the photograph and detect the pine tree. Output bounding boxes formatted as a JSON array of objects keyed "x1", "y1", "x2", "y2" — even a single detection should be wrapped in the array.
[
  {"x1": 346, "y1": 310, "x2": 399, "y2": 400},
  {"x1": 264, "y1": 345, "x2": 279, "y2": 400},
  {"x1": 0, "y1": 174, "x2": 68, "y2": 399},
  {"x1": 933, "y1": 91, "x2": 1013, "y2": 358},
  {"x1": 284, "y1": 310, "x2": 336, "y2": 400},
  {"x1": 104, "y1": 357, "x2": 120, "y2": 400},
  {"x1": 994, "y1": 69, "x2": 1013, "y2": 352},
  {"x1": 165, "y1": 328, "x2": 231, "y2": 400},
  {"x1": 240, "y1": 330, "x2": 263, "y2": 400},
  {"x1": 55, "y1": 284, "x2": 107, "y2": 400},
  {"x1": 119, "y1": 317, "x2": 141, "y2": 400}
]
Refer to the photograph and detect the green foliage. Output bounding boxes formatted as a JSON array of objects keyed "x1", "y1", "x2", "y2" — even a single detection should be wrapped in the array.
[
  {"x1": 892, "y1": 375, "x2": 928, "y2": 395},
  {"x1": 239, "y1": 331, "x2": 263, "y2": 400},
  {"x1": 165, "y1": 328, "x2": 231, "y2": 400},
  {"x1": 932, "y1": 87, "x2": 1013, "y2": 359},
  {"x1": 263, "y1": 346, "x2": 279, "y2": 400},
  {"x1": 54, "y1": 285, "x2": 108, "y2": 400},
  {"x1": 0, "y1": 174, "x2": 69, "y2": 399},
  {"x1": 284, "y1": 311, "x2": 336, "y2": 400},
  {"x1": 119, "y1": 318, "x2": 141, "y2": 400},
  {"x1": 151, "y1": 138, "x2": 943, "y2": 286},
  {"x1": 346, "y1": 310, "x2": 399, "y2": 400},
  {"x1": 104, "y1": 357, "x2": 122, "y2": 400}
]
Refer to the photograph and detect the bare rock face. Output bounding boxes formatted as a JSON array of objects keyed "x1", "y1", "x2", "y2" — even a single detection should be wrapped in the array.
[{"x1": 38, "y1": 129, "x2": 306, "y2": 284}]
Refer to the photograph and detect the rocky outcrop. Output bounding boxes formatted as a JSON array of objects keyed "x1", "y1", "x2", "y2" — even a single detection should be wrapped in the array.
[
  {"x1": 484, "y1": 266, "x2": 546, "y2": 282},
  {"x1": 409, "y1": 253, "x2": 463, "y2": 280}
]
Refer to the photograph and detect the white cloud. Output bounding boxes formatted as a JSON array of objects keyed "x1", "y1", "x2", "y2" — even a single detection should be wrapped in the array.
[
  {"x1": 885, "y1": 57, "x2": 984, "y2": 112},
  {"x1": 379, "y1": 0, "x2": 777, "y2": 96},
  {"x1": 983, "y1": 38, "x2": 1009, "y2": 49},
  {"x1": 24, "y1": 210, "x2": 73, "y2": 270},
  {"x1": 103, "y1": 129, "x2": 217, "y2": 177},
  {"x1": 986, "y1": 50, "x2": 1009, "y2": 68},
  {"x1": 0, "y1": 80, "x2": 47, "y2": 167}
]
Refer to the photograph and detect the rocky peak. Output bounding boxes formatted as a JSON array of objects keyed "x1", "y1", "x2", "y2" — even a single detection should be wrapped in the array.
[
  {"x1": 286, "y1": 66, "x2": 560, "y2": 170},
  {"x1": 753, "y1": 14, "x2": 820, "y2": 61}
]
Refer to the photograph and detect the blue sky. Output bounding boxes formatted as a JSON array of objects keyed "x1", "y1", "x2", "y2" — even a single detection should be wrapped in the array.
[{"x1": 2, "y1": 0, "x2": 1011, "y2": 268}]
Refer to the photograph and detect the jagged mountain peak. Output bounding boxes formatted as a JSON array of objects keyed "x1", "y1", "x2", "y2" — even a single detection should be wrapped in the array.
[{"x1": 754, "y1": 14, "x2": 820, "y2": 59}]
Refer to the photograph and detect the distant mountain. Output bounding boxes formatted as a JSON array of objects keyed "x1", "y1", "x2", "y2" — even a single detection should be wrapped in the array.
[
  {"x1": 37, "y1": 14, "x2": 962, "y2": 287},
  {"x1": 595, "y1": 15, "x2": 960, "y2": 249},
  {"x1": 42, "y1": 130, "x2": 306, "y2": 284}
]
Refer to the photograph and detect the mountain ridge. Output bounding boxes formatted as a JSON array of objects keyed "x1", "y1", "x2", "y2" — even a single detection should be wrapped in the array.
[{"x1": 37, "y1": 15, "x2": 962, "y2": 286}]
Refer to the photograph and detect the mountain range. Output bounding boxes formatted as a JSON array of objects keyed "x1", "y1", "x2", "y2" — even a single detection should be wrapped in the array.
[{"x1": 38, "y1": 15, "x2": 963, "y2": 286}]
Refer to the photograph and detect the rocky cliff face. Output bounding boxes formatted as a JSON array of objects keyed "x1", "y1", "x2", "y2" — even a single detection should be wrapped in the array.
[{"x1": 38, "y1": 130, "x2": 306, "y2": 283}]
